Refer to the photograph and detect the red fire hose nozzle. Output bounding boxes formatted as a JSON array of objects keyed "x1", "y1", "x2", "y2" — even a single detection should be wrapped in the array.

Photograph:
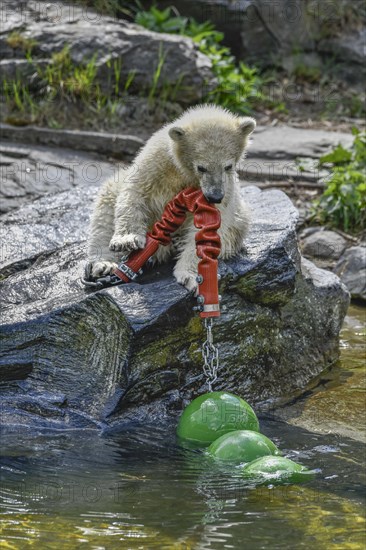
[{"x1": 111, "y1": 187, "x2": 221, "y2": 318}]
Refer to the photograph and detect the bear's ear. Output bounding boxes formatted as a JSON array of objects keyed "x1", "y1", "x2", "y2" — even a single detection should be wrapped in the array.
[
  {"x1": 169, "y1": 126, "x2": 186, "y2": 142},
  {"x1": 238, "y1": 117, "x2": 256, "y2": 138}
]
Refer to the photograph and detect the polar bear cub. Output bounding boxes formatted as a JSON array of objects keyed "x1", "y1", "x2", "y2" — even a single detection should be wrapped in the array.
[{"x1": 87, "y1": 104, "x2": 255, "y2": 291}]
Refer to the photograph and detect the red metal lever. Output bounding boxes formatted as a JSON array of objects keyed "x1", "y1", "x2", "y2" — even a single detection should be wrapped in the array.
[{"x1": 113, "y1": 187, "x2": 221, "y2": 318}]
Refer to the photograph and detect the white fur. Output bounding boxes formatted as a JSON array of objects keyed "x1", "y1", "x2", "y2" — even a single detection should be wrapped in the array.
[{"x1": 87, "y1": 104, "x2": 255, "y2": 290}]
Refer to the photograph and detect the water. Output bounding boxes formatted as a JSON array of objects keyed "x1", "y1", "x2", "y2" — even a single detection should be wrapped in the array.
[{"x1": 1, "y1": 306, "x2": 365, "y2": 549}]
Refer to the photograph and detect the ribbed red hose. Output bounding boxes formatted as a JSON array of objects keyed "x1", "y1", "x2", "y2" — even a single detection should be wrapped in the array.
[{"x1": 113, "y1": 187, "x2": 221, "y2": 317}]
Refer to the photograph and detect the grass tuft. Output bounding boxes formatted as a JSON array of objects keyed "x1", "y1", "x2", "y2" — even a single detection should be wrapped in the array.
[{"x1": 6, "y1": 31, "x2": 38, "y2": 53}]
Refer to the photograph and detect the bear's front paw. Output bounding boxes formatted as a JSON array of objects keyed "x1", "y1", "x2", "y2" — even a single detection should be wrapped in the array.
[
  {"x1": 174, "y1": 268, "x2": 198, "y2": 294},
  {"x1": 109, "y1": 233, "x2": 146, "y2": 253},
  {"x1": 88, "y1": 261, "x2": 118, "y2": 279}
]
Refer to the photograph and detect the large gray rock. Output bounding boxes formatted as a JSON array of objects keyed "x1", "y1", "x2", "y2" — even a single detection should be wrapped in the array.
[
  {"x1": 238, "y1": 125, "x2": 353, "y2": 185},
  {"x1": 156, "y1": 0, "x2": 365, "y2": 82},
  {"x1": 0, "y1": 140, "x2": 119, "y2": 214},
  {"x1": 246, "y1": 125, "x2": 354, "y2": 160},
  {"x1": 0, "y1": 0, "x2": 215, "y2": 103},
  {"x1": 301, "y1": 230, "x2": 348, "y2": 262},
  {"x1": 0, "y1": 183, "x2": 349, "y2": 428},
  {"x1": 0, "y1": 182, "x2": 98, "y2": 276},
  {"x1": 319, "y1": 29, "x2": 366, "y2": 67},
  {"x1": 156, "y1": 0, "x2": 313, "y2": 62},
  {"x1": 335, "y1": 246, "x2": 366, "y2": 302}
]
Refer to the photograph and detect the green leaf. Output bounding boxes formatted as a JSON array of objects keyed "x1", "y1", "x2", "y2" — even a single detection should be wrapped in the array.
[{"x1": 319, "y1": 144, "x2": 352, "y2": 165}]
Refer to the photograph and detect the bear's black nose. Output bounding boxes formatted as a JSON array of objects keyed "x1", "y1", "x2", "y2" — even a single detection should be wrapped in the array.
[{"x1": 205, "y1": 190, "x2": 224, "y2": 204}]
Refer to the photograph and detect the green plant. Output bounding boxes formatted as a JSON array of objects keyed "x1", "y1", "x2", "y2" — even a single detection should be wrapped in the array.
[
  {"x1": 72, "y1": 0, "x2": 135, "y2": 18},
  {"x1": 105, "y1": 57, "x2": 126, "y2": 96},
  {"x1": 148, "y1": 42, "x2": 167, "y2": 104},
  {"x1": 292, "y1": 63, "x2": 321, "y2": 83},
  {"x1": 2, "y1": 77, "x2": 38, "y2": 116},
  {"x1": 135, "y1": 5, "x2": 188, "y2": 33},
  {"x1": 311, "y1": 129, "x2": 366, "y2": 233},
  {"x1": 124, "y1": 70, "x2": 136, "y2": 93},
  {"x1": 38, "y1": 46, "x2": 99, "y2": 101},
  {"x1": 6, "y1": 31, "x2": 38, "y2": 53},
  {"x1": 48, "y1": 118, "x2": 64, "y2": 129},
  {"x1": 1, "y1": 43, "x2": 132, "y2": 129},
  {"x1": 322, "y1": 88, "x2": 366, "y2": 119},
  {"x1": 113, "y1": 58, "x2": 122, "y2": 95},
  {"x1": 135, "y1": 5, "x2": 268, "y2": 114},
  {"x1": 346, "y1": 95, "x2": 366, "y2": 118}
]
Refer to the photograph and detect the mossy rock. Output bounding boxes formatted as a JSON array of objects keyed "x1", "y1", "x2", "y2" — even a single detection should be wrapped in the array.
[{"x1": 176, "y1": 392, "x2": 259, "y2": 445}]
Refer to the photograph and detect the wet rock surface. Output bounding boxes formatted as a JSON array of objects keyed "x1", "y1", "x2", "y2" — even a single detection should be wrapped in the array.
[
  {"x1": 301, "y1": 230, "x2": 348, "y2": 263},
  {"x1": 0, "y1": 180, "x2": 350, "y2": 428},
  {"x1": 335, "y1": 246, "x2": 366, "y2": 302},
  {"x1": 299, "y1": 227, "x2": 365, "y2": 301},
  {"x1": 0, "y1": 140, "x2": 120, "y2": 214}
]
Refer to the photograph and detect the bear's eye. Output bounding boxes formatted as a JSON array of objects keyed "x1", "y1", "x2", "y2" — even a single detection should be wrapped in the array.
[
  {"x1": 224, "y1": 164, "x2": 233, "y2": 171},
  {"x1": 197, "y1": 165, "x2": 207, "y2": 174}
]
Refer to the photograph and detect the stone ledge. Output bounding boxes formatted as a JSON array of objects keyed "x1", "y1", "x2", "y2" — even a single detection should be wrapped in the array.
[{"x1": 0, "y1": 124, "x2": 144, "y2": 159}]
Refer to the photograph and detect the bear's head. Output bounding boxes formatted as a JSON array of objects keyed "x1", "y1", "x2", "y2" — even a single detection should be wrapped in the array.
[{"x1": 168, "y1": 106, "x2": 256, "y2": 204}]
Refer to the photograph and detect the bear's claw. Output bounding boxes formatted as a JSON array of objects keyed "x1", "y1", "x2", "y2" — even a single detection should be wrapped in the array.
[
  {"x1": 90, "y1": 261, "x2": 118, "y2": 279},
  {"x1": 109, "y1": 233, "x2": 146, "y2": 253},
  {"x1": 174, "y1": 269, "x2": 198, "y2": 294}
]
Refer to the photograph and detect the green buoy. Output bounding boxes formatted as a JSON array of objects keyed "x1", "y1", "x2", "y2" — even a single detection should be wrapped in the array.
[
  {"x1": 176, "y1": 392, "x2": 259, "y2": 445},
  {"x1": 208, "y1": 430, "x2": 280, "y2": 463},
  {"x1": 241, "y1": 456, "x2": 315, "y2": 485}
]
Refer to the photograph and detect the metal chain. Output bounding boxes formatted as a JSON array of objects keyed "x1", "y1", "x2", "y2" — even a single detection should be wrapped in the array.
[{"x1": 202, "y1": 318, "x2": 220, "y2": 391}]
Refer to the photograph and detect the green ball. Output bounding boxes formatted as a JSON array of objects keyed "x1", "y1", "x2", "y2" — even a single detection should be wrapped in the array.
[
  {"x1": 208, "y1": 430, "x2": 280, "y2": 463},
  {"x1": 241, "y1": 456, "x2": 315, "y2": 485},
  {"x1": 176, "y1": 392, "x2": 259, "y2": 445}
]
